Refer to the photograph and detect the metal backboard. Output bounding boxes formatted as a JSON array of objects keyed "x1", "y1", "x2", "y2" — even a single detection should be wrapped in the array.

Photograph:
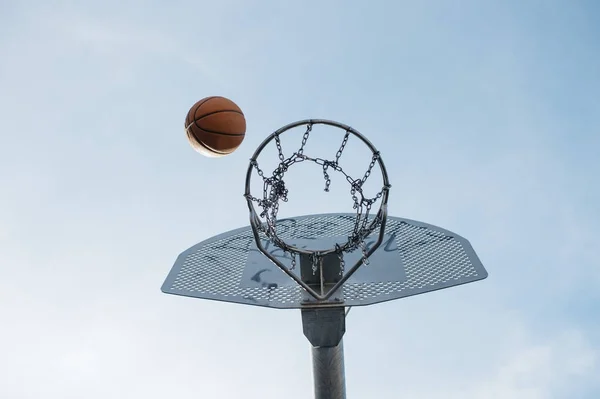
[{"x1": 161, "y1": 213, "x2": 487, "y2": 309}]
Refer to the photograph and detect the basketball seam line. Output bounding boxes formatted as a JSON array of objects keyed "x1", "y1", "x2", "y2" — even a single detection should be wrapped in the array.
[
  {"x1": 185, "y1": 125, "x2": 240, "y2": 153},
  {"x1": 197, "y1": 109, "x2": 244, "y2": 120},
  {"x1": 191, "y1": 96, "x2": 217, "y2": 120},
  {"x1": 186, "y1": 129, "x2": 231, "y2": 155},
  {"x1": 187, "y1": 96, "x2": 215, "y2": 127},
  {"x1": 191, "y1": 119, "x2": 246, "y2": 136}
]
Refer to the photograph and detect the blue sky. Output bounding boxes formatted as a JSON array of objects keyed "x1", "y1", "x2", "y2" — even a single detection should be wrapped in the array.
[{"x1": 1, "y1": 1, "x2": 599, "y2": 398}]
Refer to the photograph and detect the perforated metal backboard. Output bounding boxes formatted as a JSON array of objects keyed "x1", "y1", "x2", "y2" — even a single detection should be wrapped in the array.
[{"x1": 161, "y1": 213, "x2": 487, "y2": 309}]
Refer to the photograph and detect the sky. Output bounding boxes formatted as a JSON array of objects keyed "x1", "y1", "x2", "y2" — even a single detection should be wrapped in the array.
[{"x1": 1, "y1": 0, "x2": 599, "y2": 398}]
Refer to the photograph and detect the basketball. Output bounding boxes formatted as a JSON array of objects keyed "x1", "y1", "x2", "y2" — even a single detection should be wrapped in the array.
[{"x1": 185, "y1": 96, "x2": 246, "y2": 157}]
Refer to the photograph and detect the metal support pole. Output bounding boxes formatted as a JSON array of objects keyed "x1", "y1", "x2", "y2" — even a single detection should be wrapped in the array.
[
  {"x1": 300, "y1": 254, "x2": 348, "y2": 398},
  {"x1": 301, "y1": 307, "x2": 346, "y2": 399},
  {"x1": 312, "y1": 340, "x2": 346, "y2": 399}
]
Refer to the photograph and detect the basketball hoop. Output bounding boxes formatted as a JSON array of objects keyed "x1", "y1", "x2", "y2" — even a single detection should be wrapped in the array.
[
  {"x1": 244, "y1": 119, "x2": 391, "y2": 301},
  {"x1": 165, "y1": 111, "x2": 489, "y2": 399}
]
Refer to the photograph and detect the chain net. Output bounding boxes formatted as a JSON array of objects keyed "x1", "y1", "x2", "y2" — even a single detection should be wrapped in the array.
[{"x1": 245, "y1": 122, "x2": 389, "y2": 273}]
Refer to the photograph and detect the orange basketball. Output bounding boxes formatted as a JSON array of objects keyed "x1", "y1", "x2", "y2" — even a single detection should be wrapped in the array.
[{"x1": 185, "y1": 96, "x2": 246, "y2": 157}]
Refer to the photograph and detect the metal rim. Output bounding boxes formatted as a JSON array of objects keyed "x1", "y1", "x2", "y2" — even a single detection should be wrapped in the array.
[{"x1": 244, "y1": 119, "x2": 390, "y2": 257}]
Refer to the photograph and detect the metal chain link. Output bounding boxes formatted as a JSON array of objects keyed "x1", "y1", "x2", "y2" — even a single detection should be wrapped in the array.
[
  {"x1": 335, "y1": 131, "x2": 350, "y2": 164},
  {"x1": 362, "y1": 151, "x2": 380, "y2": 184},
  {"x1": 274, "y1": 133, "x2": 285, "y2": 162},
  {"x1": 311, "y1": 253, "x2": 319, "y2": 275},
  {"x1": 359, "y1": 241, "x2": 370, "y2": 265},
  {"x1": 297, "y1": 123, "x2": 312, "y2": 156},
  {"x1": 335, "y1": 244, "x2": 345, "y2": 275}
]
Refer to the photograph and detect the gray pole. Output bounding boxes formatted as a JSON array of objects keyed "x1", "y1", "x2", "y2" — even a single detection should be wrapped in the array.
[
  {"x1": 302, "y1": 307, "x2": 347, "y2": 399},
  {"x1": 300, "y1": 254, "x2": 347, "y2": 398},
  {"x1": 312, "y1": 340, "x2": 346, "y2": 399}
]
